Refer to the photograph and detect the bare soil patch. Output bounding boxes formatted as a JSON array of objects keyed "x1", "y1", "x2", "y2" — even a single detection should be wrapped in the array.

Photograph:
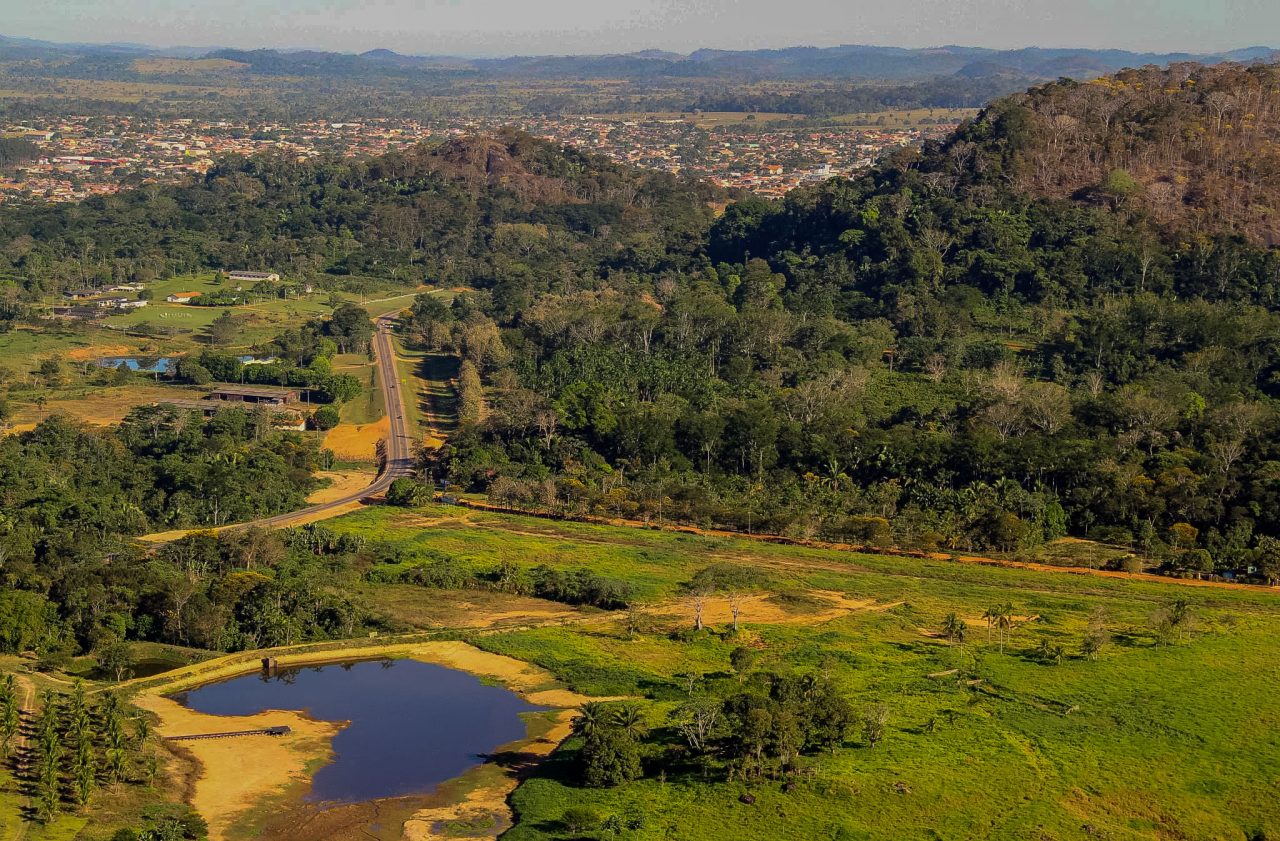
[{"x1": 306, "y1": 470, "x2": 377, "y2": 505}]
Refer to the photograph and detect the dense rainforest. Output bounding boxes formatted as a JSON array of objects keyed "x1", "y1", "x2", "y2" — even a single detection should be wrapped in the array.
[
  {"x1": 420, "y1": 63, "x2": 1280, "y2": 583},
  {"x1": 0, "y1": 131, "x2": 720, "y2": 663},
  {"x1": 0, "y1": 304, "x2": 378, "y2": 661}
]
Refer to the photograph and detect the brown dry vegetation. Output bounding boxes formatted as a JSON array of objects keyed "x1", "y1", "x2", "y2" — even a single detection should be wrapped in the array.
[
  {"x1": 995, "y1": 62, "x2": 1280, "y2": 244},
  {"x1": 322, "y1": 416, "x2": 389, "y2": 461}
]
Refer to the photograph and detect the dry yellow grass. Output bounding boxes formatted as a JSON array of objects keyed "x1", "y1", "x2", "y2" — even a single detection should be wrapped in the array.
[
  {"x1": 65, "y1": 343, "x2": 140, "y2": 361},
  {"x1": 646, "y1": 590, "x2": 891, "y2": 628},
  {"x1": 322, "y1": 416, "x2": 389, "y2": 461},
  {"x1": 305, "y1": 469, "x2": 376, "y2": 504},
  {"x1": 10, "y1": 384, "x2": 211, "y2": 429}
]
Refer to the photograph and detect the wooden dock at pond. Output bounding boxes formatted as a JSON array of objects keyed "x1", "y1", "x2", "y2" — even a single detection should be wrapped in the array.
[{"x1": 166, "y1": 725, "x2": 292, "y2": 741}]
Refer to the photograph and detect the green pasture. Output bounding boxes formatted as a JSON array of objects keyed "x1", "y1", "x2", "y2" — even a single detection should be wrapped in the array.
[{"x1": 323, "y1": 503, "x2": 1280, "y2": 841}]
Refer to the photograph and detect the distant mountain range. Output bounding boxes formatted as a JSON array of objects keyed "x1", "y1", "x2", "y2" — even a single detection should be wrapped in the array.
[{"x1": 0, "y1": 34, "x2": 1275, "y2": 83}]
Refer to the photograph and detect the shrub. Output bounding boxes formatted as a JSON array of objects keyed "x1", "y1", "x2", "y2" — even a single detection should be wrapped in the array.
[
  {"x1": 562, "y1": 807, "x2": 603, "y2": 833},
  {"x1": 311, "y1": 405, "x2": 340, "y2": 430},
  {"x1": 386, "y1": 477, "x2": 428, "y2": 506}
]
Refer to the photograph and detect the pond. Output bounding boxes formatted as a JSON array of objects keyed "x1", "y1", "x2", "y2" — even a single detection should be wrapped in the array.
[
  {"x1": 95, "y1": 355, "x2": 275, "y2": 373},
  {"x1": 96, "y1": 356, "x2": 174, "y2": 373},
  {"x1": 175, "y1": 659, "x2": 544, "y2": 803}
]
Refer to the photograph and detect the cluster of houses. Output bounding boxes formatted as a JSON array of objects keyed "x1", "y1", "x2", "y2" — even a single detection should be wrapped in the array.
[
  {"x1": 3, "y1": 112, "x2": 963, "y2": 207},
  {"x1": 51, "y1": 270, "x2": 284, "y2": 319},
  {"x1": 54, "y1": 284, "x2": 150, "y2": 319}
]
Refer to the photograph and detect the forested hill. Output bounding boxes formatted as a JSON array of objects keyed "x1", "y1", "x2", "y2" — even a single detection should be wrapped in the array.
[
  {"x1": 0, "y1": 130, "x2": 721, "y2": 297},
  {"x1": 426, "y1": 62, "x2": 1280, "y2": 583},
  {"x1": 946, "y1": 62, "x2": 1280, "y2": 246},
  {"x1": 712, "y1": 61, "x2": 1280, "y2": 300}
]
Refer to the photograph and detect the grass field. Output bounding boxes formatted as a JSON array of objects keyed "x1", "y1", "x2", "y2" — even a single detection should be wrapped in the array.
[
  {"x1": 334, "y1": 352, "x2": 384, "y2": 426},
  {"x1": 319, "y1": 503, "x2": 1280, "y2": 841},
  {"x1": 101, "y1": 276, "x2": 333, "y2": 350},
  {"x1": 8, "y1": 383, "x2": 212, "y2": 430},
  {"x1": 390, "y1": 339, "x2": 458, "y2": 447}
]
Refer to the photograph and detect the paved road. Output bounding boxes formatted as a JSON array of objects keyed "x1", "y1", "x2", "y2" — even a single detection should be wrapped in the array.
[{"x1": 230, "y1": 313, "x2": 415, "y2": 530}]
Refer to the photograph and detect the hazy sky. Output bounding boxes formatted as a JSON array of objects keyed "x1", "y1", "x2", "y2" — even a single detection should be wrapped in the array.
[{"x1": 3, "y1": 0, "x2": 1277, "y2": 56}]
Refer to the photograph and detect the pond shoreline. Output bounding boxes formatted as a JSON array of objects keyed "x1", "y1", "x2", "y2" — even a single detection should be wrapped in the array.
[{"x1": 132, "y1": 641, "x2": 604, "y2": 841}]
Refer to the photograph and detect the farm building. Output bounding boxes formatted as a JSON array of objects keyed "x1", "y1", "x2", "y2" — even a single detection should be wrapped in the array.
[
  {"x1": 156, "y1": 399, "x2": 220, "y2": 417},
  {"x1": 166, "y1": 291, "x2": 202, "y2": 303},
  {"x1": 227, "y1": 270, "x2": 281, "y2": 283},
  {"x1": 95, "y1": 296, "x2": 147, "y2": 310},
  {"x1": 51, "y1": 306, "x2": 104, "y2": 320},
  {"x1": 156, "y1": 399, "x2": 306, "y2": 429},
  {"x1": 210, "y1": 385, "x2": 301, "y2": 405}
]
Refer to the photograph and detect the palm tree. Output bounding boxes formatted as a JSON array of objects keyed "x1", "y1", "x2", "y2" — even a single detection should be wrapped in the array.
[
  {"x1": 610, "y1": 704, "x2": 647, "y2": 739},
  {"x1": 0, "y1": 701, "x2": 18, "y2": 756},
  {"x1": 941, "y1": 613, "x2": 968, "y2": 646},
  {"x1": 994, "y1": 603, "x2": 1016, "y2": 653},
  {"x1": 1036, "y1": 639, "x2": 1065, "y2": 665},
  {"x1": 572, "y1": 702, "x2": 606, "y2": 739},
  {"x1": 107, "y1": 747, "x2": 127, "y2": 788},
  {"x1": 982, "y1": 605, "x2": 999, "y2": 644}
]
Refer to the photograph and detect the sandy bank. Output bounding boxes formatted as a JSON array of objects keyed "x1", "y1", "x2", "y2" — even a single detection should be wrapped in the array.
[{"x1": 134, "y1": 693, "x2": 343, "y2": 841}]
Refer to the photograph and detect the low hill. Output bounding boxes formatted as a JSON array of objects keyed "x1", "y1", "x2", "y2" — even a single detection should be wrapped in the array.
[
  {"x1": 1, "y1": 32, "x2": 1274, "y2": 85},
  {"x1": 0, "y1": 130, "x2": 721, "y2": 296},
  {"x1": 943, "y1": 62, "x2": 1280, "y2": 245}
]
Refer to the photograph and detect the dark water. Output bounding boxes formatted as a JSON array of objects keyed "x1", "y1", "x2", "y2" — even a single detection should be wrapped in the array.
[
  {"x1": 176, "y1": 659, "x2": 543, "y2": 803},
  {"x1": 89, "y1": 657, "x2": 185, "y2": 681}
]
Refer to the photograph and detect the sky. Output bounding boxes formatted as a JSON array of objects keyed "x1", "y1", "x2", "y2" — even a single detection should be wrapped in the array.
[{"x1": 1, "y1": 0, "x2": 1277, "y2": 57}]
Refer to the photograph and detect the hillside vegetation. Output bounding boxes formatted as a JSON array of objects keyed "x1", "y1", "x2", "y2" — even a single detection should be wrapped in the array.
[
  {"x1": 957, "y1": 62, "x2": 1280, "y2": 245},
  {"x1": 5, "y1": 63, "x2": 1280, "y2": 841},
  {"x1": 0, "y1": 129, "x2": 718, "y2": 299},
  {"x1": 418, "y1": 62, "x2": 1280, "y2": 585}
]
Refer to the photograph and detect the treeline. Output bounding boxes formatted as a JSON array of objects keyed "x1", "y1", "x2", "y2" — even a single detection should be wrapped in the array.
[
  {"x1": 0, "y1": 408, "x2": 336, "y2": 660},
  {"x1": 688, "y1": 76, "x2": 1031, "y2": 115},
  {"x1": 0, "y1": 524, "x2": 378, "y2": 662},
  {"x1": 2, "y1": 407, "x2": 320, "y2": 537},
  {"x1": 366, "y1": 550, "x2": 633, "y2": 609},
  {"x1": 564, "y1": 670, "x2": 862, "y2": 793}
]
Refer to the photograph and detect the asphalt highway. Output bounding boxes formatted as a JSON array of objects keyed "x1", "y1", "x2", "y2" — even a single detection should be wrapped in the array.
[{"x1": 247, "y1": 313, "x2": 415, "y2": 528}]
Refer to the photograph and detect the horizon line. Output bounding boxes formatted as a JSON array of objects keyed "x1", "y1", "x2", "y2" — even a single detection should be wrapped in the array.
[{"x1": 2, "y1": 31, "x2": 1275, "y2": 63}]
